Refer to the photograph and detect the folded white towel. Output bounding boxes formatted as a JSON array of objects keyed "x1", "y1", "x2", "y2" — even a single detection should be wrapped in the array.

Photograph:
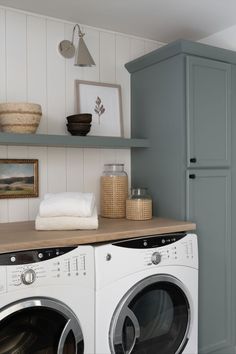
[
  {"x1": 35, "y1": 207, "x2": 98, "y2": 231},
  {"x1": 39, "y1": 192, "x2": 95, "y2": 218}
]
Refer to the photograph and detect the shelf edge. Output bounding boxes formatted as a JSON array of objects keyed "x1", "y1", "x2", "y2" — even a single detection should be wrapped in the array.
[{"x1": 0, "y1": 133, "x2": 150, "y2": 149}]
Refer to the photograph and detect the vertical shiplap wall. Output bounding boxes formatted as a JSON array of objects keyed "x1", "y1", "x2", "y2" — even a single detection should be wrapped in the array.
[{"x1": 0, "y1": 7, "x2": 163, "y2": 222}]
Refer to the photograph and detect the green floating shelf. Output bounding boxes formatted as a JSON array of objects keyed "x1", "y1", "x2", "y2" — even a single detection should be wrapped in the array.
[{"x1": 0, "y1": 132, "x2": 149, "y2": 149}]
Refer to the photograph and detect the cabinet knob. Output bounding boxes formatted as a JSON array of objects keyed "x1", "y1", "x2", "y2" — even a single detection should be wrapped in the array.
[
  {"x1": 190, "y1": 158, "x2": 197, "y2": 163},
  {"x1": 189, "y1": 174, "x2": 196, "y2": 179}
]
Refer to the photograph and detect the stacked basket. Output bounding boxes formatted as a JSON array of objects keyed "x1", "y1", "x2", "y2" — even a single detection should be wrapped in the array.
[{"x1": 0, "y1": 103, "x2": 42, "y2": 134}]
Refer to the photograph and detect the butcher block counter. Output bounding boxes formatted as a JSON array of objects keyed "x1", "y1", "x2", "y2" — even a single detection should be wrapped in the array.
[{"x1": 0, "y1": 217, "x2": 196, "y2": 253}]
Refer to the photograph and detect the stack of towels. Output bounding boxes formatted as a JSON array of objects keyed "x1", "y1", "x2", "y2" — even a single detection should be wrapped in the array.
[{"x1": 35, "y1": 192, "x2": 98, "y2": 231}]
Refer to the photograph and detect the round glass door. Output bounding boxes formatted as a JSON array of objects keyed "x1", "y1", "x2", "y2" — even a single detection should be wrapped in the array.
[
  {"x1": 110, "y1": 275, "x2": 191, "y2": 354},
  {"x1": 0, "y1": 298, "x2": 84, "y2": 354}
]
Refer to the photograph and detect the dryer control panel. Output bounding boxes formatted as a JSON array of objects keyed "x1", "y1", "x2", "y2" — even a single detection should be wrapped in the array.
[
  {"x1": 113, "y1": 232, "x2": 186, "y2": 249},
  {"x1": 112, "y1": 232, "x2": 196, "y2": 266},
  {"x1": 0, "y1": 246, "x2": 94, "y2": 294},
  {"x1": 95, "y1": 233, "x2": 198, "y2": 287}
]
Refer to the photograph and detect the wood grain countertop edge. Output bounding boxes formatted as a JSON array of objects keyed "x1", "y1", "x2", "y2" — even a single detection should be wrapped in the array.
[{"x1": 0, "y1": 217, "x2": 196, "y2": 254}]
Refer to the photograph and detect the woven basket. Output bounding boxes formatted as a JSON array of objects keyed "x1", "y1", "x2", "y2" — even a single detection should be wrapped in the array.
[
  {"x1": 101, "y1": 175, "x2": 128, "y2": 218},
  {"x1": 0, "y1": 102, "x2": 42, "y2": 134},
  {"x1": 126, "y1": 199, "x2": 152, "y2": 220}
]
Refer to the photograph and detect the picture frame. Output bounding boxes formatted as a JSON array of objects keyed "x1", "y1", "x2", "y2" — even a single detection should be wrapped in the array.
[
  {"x1": 76, "y1": 80, "x2": 123, "y2": 137},
  {"x1": 0, "y1": 159, "x2": 39, "y2": 199}
]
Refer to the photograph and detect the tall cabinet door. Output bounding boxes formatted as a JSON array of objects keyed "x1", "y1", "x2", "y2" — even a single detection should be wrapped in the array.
[
  {"x1": 186, "y1": 56, "x2": 231, "y2": 168},
  {"x1": 186, "y1": 170, "x2": 232, "y2": 354}
]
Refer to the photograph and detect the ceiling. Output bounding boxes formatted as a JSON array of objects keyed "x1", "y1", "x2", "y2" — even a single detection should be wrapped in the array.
[{"x1": 0, "y1": 0, "x2": 236, "y2": 42}]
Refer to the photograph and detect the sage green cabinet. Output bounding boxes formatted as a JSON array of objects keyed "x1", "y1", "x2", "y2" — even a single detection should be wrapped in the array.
[
  {"x1": 187, "y1": 170, "x2": 232, "y2": 354},
  {"x1": 126, "y1": 40, "x2": 236, "y2": 354},
  {"x1": 187, "y1": 56, "x2": 231, "y2": 168}
]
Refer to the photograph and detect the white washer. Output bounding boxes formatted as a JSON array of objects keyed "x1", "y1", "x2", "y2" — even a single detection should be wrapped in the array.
[
  {"x1": 95, "y1": 232, "x2": 198, "y2": 354},
  {"x1": 0, "y1": 245, "x2": 94, "y2": 354}
]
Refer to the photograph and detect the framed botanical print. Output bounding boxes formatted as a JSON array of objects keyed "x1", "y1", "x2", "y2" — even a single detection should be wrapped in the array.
[{"x1": 76, "y1": 80, "x2": 123, "y2": 137}]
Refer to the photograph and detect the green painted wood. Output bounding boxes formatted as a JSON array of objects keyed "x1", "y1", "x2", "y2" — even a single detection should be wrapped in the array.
[
  {"x1": 230, "y1": 64, "x2": 236, "y2": 354},
  {"x1": 128, "y1": 41, "x2": 235, "y2": 354},
  {"x1": 125, "y1": 39, "x2": 236, "y2": 74},
  {"x1": 0, "y1": 132, "x2": 149, "y2": 149},
  {"x1": 186, "y1": 169, "x2": 232, "y2": 354},
  {"x1": 125, "y1": 40, "x2": 183, "y2": 73},
  {"x1": 187, "y1": 56, "x2": 231, "y2": 168},
  {"x1": 131, "y1": 54, "x2": 186, "y2": 220}
]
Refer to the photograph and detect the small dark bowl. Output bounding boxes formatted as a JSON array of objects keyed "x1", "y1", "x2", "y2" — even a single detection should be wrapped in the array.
[
  {"x1": 66, "y1": 114, "x2": 92, "y2": 123},
  {"x1": 67, "y1": 123, "x2": 91, "y2": 130},
  {"x1": 67, "y1": 124, "x2": 91, "y2": 136},
  {"x1": 67, "y1": 128, "x2": 91, "y2": 136},
  {"x1": 67, "y1": 122, "x2": 91, "y2": 127}
]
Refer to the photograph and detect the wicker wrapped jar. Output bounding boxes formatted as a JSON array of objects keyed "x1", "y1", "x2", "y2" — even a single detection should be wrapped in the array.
[
  {"x1": 0, "y1": 102, "x2": 42, "y2": 134},
  {"x1": 126, "y1": 188, "x2": 152, "y2": 220},
  {"x1": 101, "y1": 164, "x2": 128, "y2": 218}
]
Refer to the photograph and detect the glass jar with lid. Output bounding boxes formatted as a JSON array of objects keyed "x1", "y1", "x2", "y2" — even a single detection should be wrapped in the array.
[
  {"x1": 101, "y1": 164, "x2": 128, "y2": 218},
  {"x1": 126, "y1": 188, "x2": 152, "y2": 220}
]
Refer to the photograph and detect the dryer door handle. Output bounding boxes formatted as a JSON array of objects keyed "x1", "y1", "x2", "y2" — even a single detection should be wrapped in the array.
[{"x1": 114, "y1": 307, "x2": 140, "y2": 354}]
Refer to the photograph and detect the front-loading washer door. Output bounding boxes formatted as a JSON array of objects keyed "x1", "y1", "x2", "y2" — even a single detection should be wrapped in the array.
[
  {"x1": 0, "y1": 298, "x2": 84, "y2": 354},
  {"x1": 110, "y1": 275, "x2": 191, "y2": 354}
]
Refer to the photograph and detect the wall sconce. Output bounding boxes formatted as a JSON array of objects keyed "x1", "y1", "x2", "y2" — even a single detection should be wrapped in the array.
[{"x1": 58, "y1": 24, "x2": 95, "y2": 67}]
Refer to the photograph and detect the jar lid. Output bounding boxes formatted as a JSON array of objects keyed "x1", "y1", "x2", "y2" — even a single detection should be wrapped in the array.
[
  {"x1": 104, "y1": 163, "x2": 124, "y2": 172},
  {"x1": 131, "y1": 188, "x2": 149, "y2": 198}
]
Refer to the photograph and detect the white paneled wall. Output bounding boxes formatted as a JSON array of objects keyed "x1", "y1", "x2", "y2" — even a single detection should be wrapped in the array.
[{"x1": 0, "y1": 7, "x2": 163, "y2": 222}]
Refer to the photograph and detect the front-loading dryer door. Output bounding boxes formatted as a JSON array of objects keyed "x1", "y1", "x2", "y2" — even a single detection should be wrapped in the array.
[
  {"x1": 110, "y1": 275, "x2": 191, "y2": 354},
  {"x1": 0, "y1": 298, "x2": 84, "y2": 354}
]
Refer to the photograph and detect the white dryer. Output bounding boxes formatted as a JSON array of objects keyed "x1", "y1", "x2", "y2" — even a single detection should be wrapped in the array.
[
  {"x1": 94, "y1": 232, "x2": 198, "y2": 354},
  {"x1": 0, "y1": 245, "x2": 94, "y2": 354}
]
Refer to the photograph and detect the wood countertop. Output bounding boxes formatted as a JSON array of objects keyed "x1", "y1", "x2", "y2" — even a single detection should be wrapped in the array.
[{"x1": 0, "y1": 217, "x2": 196, "y2": 254}]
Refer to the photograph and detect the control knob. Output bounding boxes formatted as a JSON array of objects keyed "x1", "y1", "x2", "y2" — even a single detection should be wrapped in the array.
[
  {"x1": 21, "y1": 269, "x2": 36, "y2": 285},
  {"x1": 151, "y1": 252, "x2": 162, "y2": 265}
]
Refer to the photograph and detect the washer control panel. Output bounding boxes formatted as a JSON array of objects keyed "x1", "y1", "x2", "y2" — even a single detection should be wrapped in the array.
[
  {"x1": 0, "y1": 247, "x2": 76, "y2": 266},
  {"x1": 0, "y1": 246, "x2": 93, "y2": 294}
]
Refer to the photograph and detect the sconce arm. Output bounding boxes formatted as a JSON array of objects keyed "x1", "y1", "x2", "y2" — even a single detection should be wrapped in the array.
[{"x1": 72, "y1": 24, "x2": 85, "y2": 44}]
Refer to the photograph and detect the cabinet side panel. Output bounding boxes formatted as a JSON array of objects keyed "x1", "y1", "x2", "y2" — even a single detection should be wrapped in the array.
[
  {"x1": 231, "y1": 64, "x2": 236, "y2": 354},
  {"x1": 131, "y1": 54, "x2": 186, "y2": 219}
]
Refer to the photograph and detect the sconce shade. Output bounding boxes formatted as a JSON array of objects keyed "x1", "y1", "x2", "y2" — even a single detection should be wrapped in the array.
[
  {"x1": 58, "y1": 24, "x2": 95, "y2": 67},
  {"x1": 75, "y1": 37, "x2": 95, "y2": 67}
]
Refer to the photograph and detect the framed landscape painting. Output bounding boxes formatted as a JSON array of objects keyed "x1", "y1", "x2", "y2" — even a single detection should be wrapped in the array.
[
  {"x1": 76, "y1": 80, "x2": 123, "y2": 137},
  {"x1": 0, "y1": 159, "x2": 39, "y2": 199}
]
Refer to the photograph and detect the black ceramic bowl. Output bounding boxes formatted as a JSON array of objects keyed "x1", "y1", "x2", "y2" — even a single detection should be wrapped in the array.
[
  {"x1": 66, "y1": 114, "x2": 92, "y2": 123},
  {"x1": 67, "y1": 122, "x2": 91, "y2": 128},
  {"x1": 67, "y1": 123, "x2": 91, "y2": 136},
  {"x1": 67, "y1": 129, "x2": 91, "y2": 136}
]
